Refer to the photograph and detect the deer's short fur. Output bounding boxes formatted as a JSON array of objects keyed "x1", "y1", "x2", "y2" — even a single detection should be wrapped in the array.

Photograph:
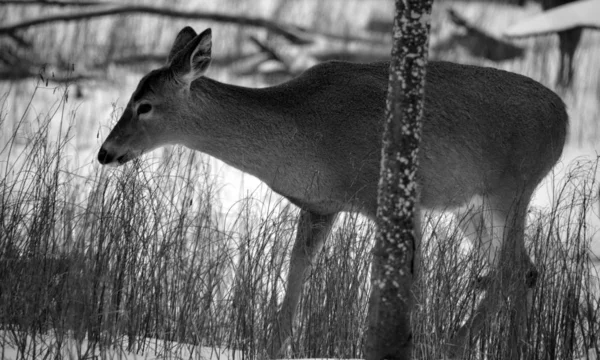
[{"x1": 98, "y1": 27, "x2": 568, "y2": 358}]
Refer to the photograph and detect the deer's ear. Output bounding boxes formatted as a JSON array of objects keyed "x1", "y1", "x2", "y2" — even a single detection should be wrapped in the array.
[
  {"x1": 170, "y1": 28, "x2": 212, "y2": 85},
  {"x1": 167, "y1": 27, "x2": 198, "y2": 64}
]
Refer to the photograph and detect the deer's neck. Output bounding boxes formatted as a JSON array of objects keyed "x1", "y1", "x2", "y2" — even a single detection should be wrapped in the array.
[{"x1": 183, "y1": 77, "x2": 302, "y2": 183}]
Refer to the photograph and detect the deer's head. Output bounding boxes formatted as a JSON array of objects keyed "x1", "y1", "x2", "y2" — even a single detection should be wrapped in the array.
[{"x1": 98, "y1": 27, "x2": 212, "y2": 166}]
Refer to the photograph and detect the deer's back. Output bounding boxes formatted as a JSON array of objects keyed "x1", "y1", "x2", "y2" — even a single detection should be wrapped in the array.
[{"x1": 267, "y1": 61, "x2": 568, "y2": 217}]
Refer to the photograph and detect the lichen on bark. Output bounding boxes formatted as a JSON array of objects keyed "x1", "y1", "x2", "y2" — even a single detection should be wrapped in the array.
[{"x1": 365, "y1": 0, "x2": 433, "y2": 358}]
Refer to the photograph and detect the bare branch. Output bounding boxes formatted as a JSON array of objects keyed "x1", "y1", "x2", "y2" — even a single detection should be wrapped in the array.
[
  {"x1": 0, "y1": 5, "x2": 313, "y2": 44},
  {"x1": 0, "y1": 0, "x2": 109, "y2": 6},
  {"x1": 0, "y1": 5, "x2": 389, "y2": 46}
]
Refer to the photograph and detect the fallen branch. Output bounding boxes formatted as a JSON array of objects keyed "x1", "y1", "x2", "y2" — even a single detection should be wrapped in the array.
[
  {"x1": 445, "y1": 8, "x2": 524, "y2": 61},
  {"x1": 504, "y1": 0, "x2": 600, "y2": 37}
]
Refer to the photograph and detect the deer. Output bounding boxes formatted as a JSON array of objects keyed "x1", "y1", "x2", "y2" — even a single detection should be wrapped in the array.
[{"x1": 97, "y1": 26, "x2": 568, "y2": 358}]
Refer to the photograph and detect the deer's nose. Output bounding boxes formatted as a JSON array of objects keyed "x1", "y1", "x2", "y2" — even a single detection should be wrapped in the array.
[{"x1": 97, "y1": 147, "x2": 114, "y2": 165}]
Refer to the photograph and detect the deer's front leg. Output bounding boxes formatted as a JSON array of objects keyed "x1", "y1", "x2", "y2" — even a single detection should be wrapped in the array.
[{"x1": 268, "y1": 210, "x2": 337, "y2": 359}]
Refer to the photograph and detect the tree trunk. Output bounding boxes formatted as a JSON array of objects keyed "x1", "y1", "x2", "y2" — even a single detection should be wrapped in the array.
[{"x1": 364, "y1": 0, "x2": 433, "y2": 359}]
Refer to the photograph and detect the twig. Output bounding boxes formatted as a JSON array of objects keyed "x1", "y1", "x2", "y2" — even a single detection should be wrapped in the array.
[
  {"x1": 6, "y1": 31, "x2": 32, "y2": 47},
  {"x1": 248, "y1": 36, "x2": 281, "y2": 62}
]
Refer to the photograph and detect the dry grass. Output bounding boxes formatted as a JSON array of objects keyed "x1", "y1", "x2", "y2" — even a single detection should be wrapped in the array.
[{"x1": 1, "y1": 0, "x2": 600, "y2": 359}]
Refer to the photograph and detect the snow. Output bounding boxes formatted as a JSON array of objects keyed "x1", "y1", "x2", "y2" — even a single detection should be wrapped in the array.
[
  {"x1": 531, "y1": 144, "x2": 600, "y2": 259},
  {"x1": 504, "y1": 0, "x2": 600, "y2": 38}
]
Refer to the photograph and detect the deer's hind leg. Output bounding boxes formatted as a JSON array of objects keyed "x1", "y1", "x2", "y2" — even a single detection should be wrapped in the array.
[
  {"x1": 267, "y1": 210, "x2": 337, "y2": 359},
  {"x1": 454, "y1": 196, "x2": 499, "y2": 279},
  {"x1": 448, "y1": 192, "x2": 536, "y2": 359}
]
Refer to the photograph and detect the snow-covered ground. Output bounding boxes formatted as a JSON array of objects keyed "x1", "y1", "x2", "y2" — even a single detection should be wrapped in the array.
[
  {"x1": 0, "y1": 330, "x2": 596, "y2": 360},
  {"x1": 0, "y1": 331, "x2": 241, "y2": 360}
]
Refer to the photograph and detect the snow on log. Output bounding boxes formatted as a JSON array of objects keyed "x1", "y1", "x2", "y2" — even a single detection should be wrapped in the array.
[{"x1": 504, "y1": 0, "x2": 600, "y2": 38}]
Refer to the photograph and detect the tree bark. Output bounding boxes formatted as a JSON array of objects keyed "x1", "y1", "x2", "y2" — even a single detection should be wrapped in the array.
[{"x1": 365, "y1": 0, "x2": 433, "y2": 359}]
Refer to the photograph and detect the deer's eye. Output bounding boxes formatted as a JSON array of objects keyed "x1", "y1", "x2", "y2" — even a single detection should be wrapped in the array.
[{"x1": 137, "y1": 103, "x2": 152, "y2": 115}]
